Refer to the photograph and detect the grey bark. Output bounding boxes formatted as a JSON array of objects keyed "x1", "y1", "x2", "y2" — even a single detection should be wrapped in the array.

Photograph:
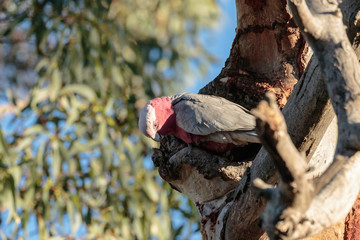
[{"x1": 247, "y1": 0, "x2": 360, "y2": 238}]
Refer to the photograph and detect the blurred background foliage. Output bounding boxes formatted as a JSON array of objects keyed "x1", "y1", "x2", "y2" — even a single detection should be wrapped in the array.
[{"x1": 0, "y1": 0, "x2": 218, "y2": 239}]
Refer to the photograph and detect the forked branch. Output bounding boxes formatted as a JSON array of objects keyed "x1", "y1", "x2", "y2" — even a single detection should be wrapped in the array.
[
  {"x1": 288, "y1": 0, "x2": 360, "y2": 193},
  {"x1": 254, "y1": 0, "x2": 360, "y2": 239}
]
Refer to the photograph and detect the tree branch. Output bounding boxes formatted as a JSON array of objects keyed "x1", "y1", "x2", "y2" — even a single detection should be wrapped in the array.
[
  {"x1": 289, "y1": 0, "x2": 360, "y2": 191},
  {"x1": 252, "y1": 93, "x2": 307, "y2": 183},
  {"x1": 250, "y1": 0, "x2": 360, "y2": 238},
  {"x1": 252, "y1": 93, "x2": 314, "y2": 239}
]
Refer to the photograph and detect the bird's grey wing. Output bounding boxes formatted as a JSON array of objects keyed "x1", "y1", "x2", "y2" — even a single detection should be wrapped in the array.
[{"x1": 172, "y1": 93, "x2": 256, "y2": 136}]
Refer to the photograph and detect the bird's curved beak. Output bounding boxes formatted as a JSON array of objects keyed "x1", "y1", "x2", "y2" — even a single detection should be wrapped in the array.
[{"x1": 153, "y1": 132, "x2": 161, "y2": 142}]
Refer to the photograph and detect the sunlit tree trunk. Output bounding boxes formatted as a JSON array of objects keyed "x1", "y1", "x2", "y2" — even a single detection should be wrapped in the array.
[{"x1": 154, "y1": 0, "x2": 360, "y2": 239}]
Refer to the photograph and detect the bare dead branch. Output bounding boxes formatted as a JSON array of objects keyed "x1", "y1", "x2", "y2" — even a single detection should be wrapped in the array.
[
  {"x1": 240, "y1": 0, "x2": 360, "y2": 239},
  {"x1": 252, "y1": 93, "x2": 307, "y2": 183},
  {"x1": 289, "y1": 0, "x2": 324, "y2": 39},
  {"x1": 252, "y1": 92, "x2": 314, "y2": 239},
  {"x1": 289, "y1": 0, "x2": 360, "y2": 192}
]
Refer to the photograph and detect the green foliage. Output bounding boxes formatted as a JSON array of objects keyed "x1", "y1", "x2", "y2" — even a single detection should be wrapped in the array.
[{"x1": 0, "y1": 0, "x2": 218, "y2": 239}]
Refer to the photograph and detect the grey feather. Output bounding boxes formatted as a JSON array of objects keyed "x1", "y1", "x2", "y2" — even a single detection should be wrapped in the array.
[{"x1": 172, "y1": 93, "x2": 257, "y2": 139}]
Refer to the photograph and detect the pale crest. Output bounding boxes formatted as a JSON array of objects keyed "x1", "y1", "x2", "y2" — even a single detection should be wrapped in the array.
[{"x1": 139, "y1": 102, "x2": 156, "y2": 138}]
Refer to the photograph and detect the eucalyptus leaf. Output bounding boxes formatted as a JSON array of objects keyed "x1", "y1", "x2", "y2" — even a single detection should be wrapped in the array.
[
  {"x1": 3, "y1": 176, "x2": 16, "y2": 223},
  {"x1": 16, "y1": 137, "x2": 33, "y2": 151},
  {"x1": 50, "y1": 68, "x2": 62, "y2": 102},
  {"x1": 61, "y1": 84, "x2": 98, "y2": 103},
  {"x1": 23, "y1": 124, "x2": 44, "y2": 136},
  {"x1": 142, "y1": 177, "x2": 160, "y2": 202},
  {"x1": 52, "y1": 140, "x2": 61, "y2": 179}
]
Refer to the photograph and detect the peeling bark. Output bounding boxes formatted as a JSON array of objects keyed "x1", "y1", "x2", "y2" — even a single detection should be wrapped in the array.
[{"x1": 200, "y1": 0, "x2": 311, "y2": 109}]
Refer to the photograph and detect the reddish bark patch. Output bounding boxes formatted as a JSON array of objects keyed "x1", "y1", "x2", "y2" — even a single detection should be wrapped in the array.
[
  {"x1": 344, "y1": 192, "x2": 360, "y2": 240},
  {"x1": 303, "y1": 220, "x2": 344, "y2": 240},
  {"x1": 208, "y1": 210, "x2": 220, "y2": 231},
  {"x1": 296, "y1": 37, "x2": 310, "y2": 77},
  {"x1": 196, "y1": 202, "x2": 204, "y2": 215},
  {"x1": 244, "y1": 0, "x2": 265, "y2": 11}
]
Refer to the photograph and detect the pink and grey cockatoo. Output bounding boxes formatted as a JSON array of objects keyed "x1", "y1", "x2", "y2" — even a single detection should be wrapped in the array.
[{"x1": 138, "y1": 93, "x2": 260, "y2": 152}]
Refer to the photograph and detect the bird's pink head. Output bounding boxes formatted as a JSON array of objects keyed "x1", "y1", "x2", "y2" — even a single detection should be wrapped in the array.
[{"x1": 138, "y1": 96, "x2": 175, "y2": 141}]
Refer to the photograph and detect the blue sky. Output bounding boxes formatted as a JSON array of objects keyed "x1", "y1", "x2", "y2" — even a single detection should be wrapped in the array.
[{"x1": 186, "y1": 0, "x2": 236, "y2": 93}]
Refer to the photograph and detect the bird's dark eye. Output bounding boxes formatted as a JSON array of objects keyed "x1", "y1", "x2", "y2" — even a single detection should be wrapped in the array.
[{"x1": 154, "y1": 121, "x2": 159, "y2": 129}]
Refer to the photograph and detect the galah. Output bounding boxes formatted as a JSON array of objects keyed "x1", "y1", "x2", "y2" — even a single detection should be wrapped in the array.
[{"x1": 138, "y1": 93, "x2": 260, "y2": 152}]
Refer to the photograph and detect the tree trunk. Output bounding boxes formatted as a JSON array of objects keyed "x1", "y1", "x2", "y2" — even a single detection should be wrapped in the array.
[
  {"x1": 200, "y1": 0, "x2": 311, "y2": 109},
  {"x1": 152, "y1": 0, "x2": 360, "y2": 239}
]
